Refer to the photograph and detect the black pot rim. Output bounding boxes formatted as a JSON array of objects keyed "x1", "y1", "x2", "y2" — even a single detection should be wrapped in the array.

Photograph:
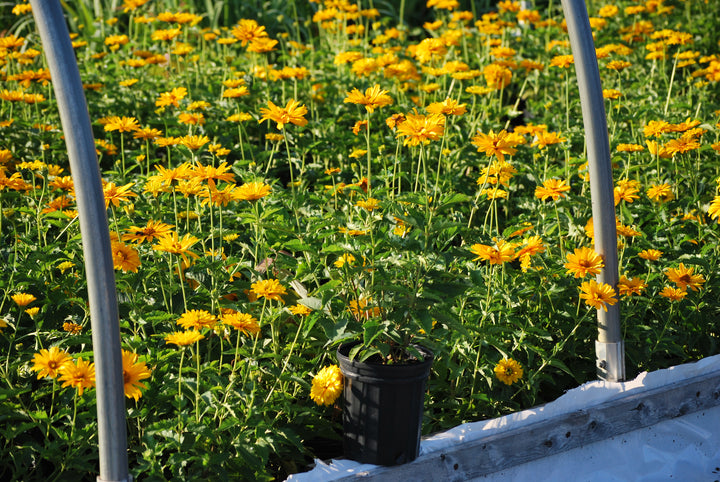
[{"x1": 336, "y1": 341, "x2": 434, "y2": 382}]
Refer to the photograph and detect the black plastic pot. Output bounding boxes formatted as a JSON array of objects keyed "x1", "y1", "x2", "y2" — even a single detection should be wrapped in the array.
[{"x1": 336, "y1": 342, "x2": 433, "y2": 466}]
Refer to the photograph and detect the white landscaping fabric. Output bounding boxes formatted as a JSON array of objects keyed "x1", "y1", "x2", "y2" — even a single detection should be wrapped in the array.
[
  {"x1": 471, "y1": 407, "x2": 720, "y2": 481},
  {"x1": 287, "y1": 354, "x2": 720, "y2": 481}
]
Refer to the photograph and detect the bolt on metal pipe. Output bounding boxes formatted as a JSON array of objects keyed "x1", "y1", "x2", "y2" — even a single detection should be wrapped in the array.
[
  {"x1": 29, "y1": 1, "x2": 132, "y2": 480},
  {"x1": 561, "y1": 0, "x2": 624, "y2": 382}
]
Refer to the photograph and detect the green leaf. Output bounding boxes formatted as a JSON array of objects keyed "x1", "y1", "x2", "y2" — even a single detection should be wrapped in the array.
[
  {"x1": 283, "y1": 239, "x2": 313, "y2": 252},
  {"x1": 362, "y1": 319, "x2": 383, "y2": 347}
]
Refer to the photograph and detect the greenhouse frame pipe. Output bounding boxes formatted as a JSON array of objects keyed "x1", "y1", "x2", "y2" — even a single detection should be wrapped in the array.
[
  {"x1": 30, "y1": 1, "x2": 131, "y2": 481},
  {"x1": 561, "y1": 0, "x2": 624, "y2": 382}
]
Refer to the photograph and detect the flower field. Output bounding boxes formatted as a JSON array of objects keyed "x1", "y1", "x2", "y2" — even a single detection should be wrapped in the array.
[{"x1": 2, "y1": 0, "x2": 720, "y2": 479}]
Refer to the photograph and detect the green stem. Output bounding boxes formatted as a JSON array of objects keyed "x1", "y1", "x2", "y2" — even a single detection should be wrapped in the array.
[
  {"x1": 663, "y1": 52, "x2": 679, "y2": 116},
  {"x1": 195, "y1": 340, "x2": 201, "y2": 423},
  {"x1": 177, "y1": 349, "x2": 185, "y2": 433},
  {"x1": 264, "y1": 315, "x2": 304, "y2": 403},
  {"x1": 365, "y1": 111, "x2": 372, "y2": 196}
]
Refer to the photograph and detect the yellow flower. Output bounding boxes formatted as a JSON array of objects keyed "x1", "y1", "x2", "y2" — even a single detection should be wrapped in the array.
[
  {"x1": 178, "y1": 112, "x2": 205, "y2": 126},
  {"x1": 247, "y1": 36, "x2": 278, "y2": 53},
  {"x1": 665, "y1": 137, "x2": 701, "y2": 157},
  {"x1": 481, "y1": 188, "x2": 508, "y2": 199},
  {"x1": 531, "y1": 131, "x2": 566, "y2": 149},
  {"x1": 63, "y1": 322, "x2": 83, "y2": 334},
  {"x1": 191, "y1": 162, "x2": 235, "y2": 184},
  {"x1": 31, "y1": 347, "x2": 72, "y2": 379},
  {"x1": 477, "y1": 159, "x2": 518, "y2": 187},
  {"x1": 352, "y1": 120, "x2": 368, "y2": 136},
  {"x1": 579, "y1": 280, "x2": 618, "y2": 311},
  {"x1": 180, "y1": 134, "x2": 210, "y2": 151},
  {"x1": 393, "y1": 218, "x2": 412, "y2": 237},
  {"x1": 646, "y1": 183, "x2": 674, "y2": 203},
  {"x1": 395, "y1": 112, "x2": 445, "y2": 147},
  {"x1": 151, "y1": 27, "x2": 182, "y2": 42},
  {"x1": 222, "y1": 85, "x2": 250, "y2": 99},
  {"x1": 188, "y1": 101, "x2": 211, "y2": 111},
  {"x1": 344, "y1": 85, "x2": 393, "y2": 113},
  {"x1": 614, "y1": 179, "x2": 641, "y2": 205},
  {"x1": 199, "y1": 182, "x2": 239, "y2": 207},
  {"x1": 310, "y1": 365, "x2": 343, "y2": 406},
  {"x1": 349, "y1": 148, "x2": 367, "y2": 158},
  {"x1": 534, "y1": 178, "x2": 571, "y2": 201},
  {"x1": 617, "y1": 275, "x2": 647, "y2": 297},
  {"x1": 259, "y1": 99, "x2": 308, "y2": 130},
  {"x1": 152, "y1": 232, "x2": 200, "y2": 265},
  {"x1": 103, "y1": 116, "x2": 139, "y2": 133},
  {"x1": 643, "y1": 120, "x2": 672, "y2": 138},
  {"x1": 289, "y1": 304, "x2": 312, "y2": 316},
  {"x1": 155, "y1": 87, "x2": 187, "y2": 108},
  {"x1": 659, "y1": 285, "x2": 687, "y2": 301},
  {"x1": 123, "y1": 220, "x2": 174, "y2": 244},
  {"x1": 165, "y1": 330, "x2": 205, "y2": 346},
  {"x1": 231, "y1": 19, "x2": 268, "y2": 45},
  {"x1": 177, "y1": 309, "x2": 217, "y2": 330},
  {"x1": 334, "y1": 253, "x2": 356, "y2": 268},
  {"x1": 385, "y1": 113, "x2": 406, "y2": 130},
  {"x1": 426, "y1": 97, "x2": 467, "y2": 116},
  {"x1": 111, "y1": 241, "x2": 141, "y2": 273},
  {"x1": 471, "y1": 129, "x2": 519, "y2": 162},
  {"x1": 12, "y1": 3, "x2": 32, "y2": 15},
  {"x1": 103, "y1": 181, "x2": 137, "y2": 208},
  {"x1": 564, "y1": 247, "x2": 604, "y2": 278},
  {"x1": 550, "y1": 54, "x2": 574, "y2": 68},
  {"x1": 25, "y1": 307, "x2": 40, "y2": 318},
  {"x1": 606, "y1": 60, "x2": 631, "y2": 71},
  {"x1": 708, "y1": 195, "x2": 720, "y2": 222},
  {"x1": 616, "y1": 144, "x2": 644, "y2": 153},
  {"x1": 427, "y1": 0, "x2": 459, "y2": 11},
  {"x1": 355, "y1": 197, "x2": 380, "y2": 211},
  {"x1": 208, "y1": 144, "x2": 230, "y2": 157},
  {"x1": 599, "y1": 5, "x2": 619, "y2": 17},
  {"x1": 469, "y1": 238, "x2": 516, "y2": 264},
  {"x1": 494, "y1": 358, "x2": 523, "y2": 385},
  {"x1": 133, "y1": 127, "x2": 163, "y2": 140},
  {"x1": 250, "y1": 279, "x2": 287, "y2": 302},
  {"x1": 236, "y1": 181, "x2": 271, "y2": 201},
  {"x1": 121, "y1": 350, "x2": 151, "y2": 401},
  {"x1": 483, "y1": 63, "x2": 512, "y2": 89},
  {"x1": 11, "y1": 292, "x2": 36, "y2": 306},
  {"x1": 348, "y1": 297, "x2": 382, "y2": 320},
  {"x1": 226, "y1": 112, "x2": 253, "y2": 123},
  {"x1": 466, "y1": 85, "x2": 495, "y2": 95},
  {"x1": 638, "y1": 249, "x2": 663, "y2": 261},
  {"x1": 515, "y1": 235, "x2": 545, "y2": 272},
  {"x1": 59, "y1": 357, "x2": 96, "y2": 395},
  {"x1": 221, "y1": 312, "x2": 260, "y2": 336},
  {"x1": 665, "y1": 263, "x2": 705, "y2": 292},
  {"x1": 413, "y1": 37, "x2": 447, "y2": 63}
]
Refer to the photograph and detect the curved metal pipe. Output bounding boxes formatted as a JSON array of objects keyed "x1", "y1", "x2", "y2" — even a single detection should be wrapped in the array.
[
  {"x1": 561, "y1": 0, "x2": 624, "y2": 382},
  {"x1": 29, "y1": 1, "x2": 131, "y2": 480}
]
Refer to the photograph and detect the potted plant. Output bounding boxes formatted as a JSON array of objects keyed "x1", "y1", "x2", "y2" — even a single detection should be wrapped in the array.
[
  {"x1": 335, "y1": 340, "x2": 433, "y2": 466},
  {"x1": 310, "y1": 192, "x2": 467, "y2": 465}
]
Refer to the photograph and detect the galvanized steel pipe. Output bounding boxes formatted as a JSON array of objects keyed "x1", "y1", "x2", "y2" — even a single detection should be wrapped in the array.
[
  {"x1": 561, "y1": 0, "x2": 624, "y2": 382},
  {"x1": 29, "y1": 1, "x2": 131, "y2": 480}
]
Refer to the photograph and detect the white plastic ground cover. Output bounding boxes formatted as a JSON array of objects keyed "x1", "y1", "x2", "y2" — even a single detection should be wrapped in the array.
[
  {"x1": 287, "y1": 354, "x2": 720, "y2": 481},
  {"x1": 471, "y1": 406, "x2": 720, "y2": 481}
]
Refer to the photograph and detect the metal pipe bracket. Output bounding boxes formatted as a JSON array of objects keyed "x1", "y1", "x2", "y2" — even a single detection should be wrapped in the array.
[{"x1": 596, "y1": 340, "x2": 626, "y2": 382}]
